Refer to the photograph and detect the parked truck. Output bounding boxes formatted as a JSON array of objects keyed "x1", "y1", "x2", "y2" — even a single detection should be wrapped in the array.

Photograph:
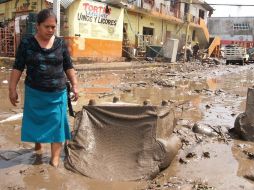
[{"x1": 224, "y1": 44, "x2": 249, "y2": 65}]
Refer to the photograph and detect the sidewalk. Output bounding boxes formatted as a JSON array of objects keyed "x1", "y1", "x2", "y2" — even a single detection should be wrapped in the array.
[
  {"x1": 75, "y1": 61, "x2": 175, "y2": 72},
  {"x1": 0, "y1": 57, "x2": 15, "y2": 68},
  {"x1": 0, "y1": 56, "x2": 177, "y2": 71}
]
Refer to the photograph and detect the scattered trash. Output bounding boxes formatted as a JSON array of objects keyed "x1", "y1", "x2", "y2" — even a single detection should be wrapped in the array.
[
  {"x1": 192, "y1": 179, "x2": 215, "y2": 190},
  {"x1": 215, "y1": 89, "x2": 225, "y2": 95},
  {"x1": 243, "y1": 150, "x2": 254, "y2": 160},
  {"x1": 205, "y1": 104, "x2": 212, "y2": 109},
  {"x1": 13, "y1": 125, "x2": 21, "y2": 131},
  {"x1": 186, "y1": 152, "x2": 196, "y2": 159},
  {"x1": 202, "y1": 152, "x2": 210, "y2": 158},
  {"x1": 179, "y1": 158, "x2": 188, "y2": 164},
  {"x1": 192, "y1": 123, "x2": 217, "y2": 137},
  {"x1": 244, "y1": 174, "x2": 254, "y2": 182},
  {"x1": 231, "y1": 113, "x2": 236, "y2": 117},
  {"x1": 98, "y1": 92, "x2": 114, "y2": 98},
  {"x1": 177, "y1": 119, "x2": 194, "y2": 129},
  {"x1": 2, "y1": 80, "x2": 8, "y2": 84},
  {"x1": 237, "y1": 144, "x2": 250, "y2": 149},
  {"x1": 153, "y1": 79, "x2": 176, "y2": 88},
  {"x1": 0, "y1": 113, "x2": 23, "y2": 123},
  {"x1": 0, "y1": 149, "x2": 32, "y2": 160}
]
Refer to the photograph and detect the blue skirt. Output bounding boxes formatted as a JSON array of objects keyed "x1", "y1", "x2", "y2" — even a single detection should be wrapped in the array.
[{"x1": 21, "y1": 85, "x2": 71, "y2": 143}]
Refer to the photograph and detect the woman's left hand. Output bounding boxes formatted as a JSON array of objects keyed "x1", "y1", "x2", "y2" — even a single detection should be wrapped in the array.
[{"x1": 71, "y1": 85, "x2": 79, "y2": 101}]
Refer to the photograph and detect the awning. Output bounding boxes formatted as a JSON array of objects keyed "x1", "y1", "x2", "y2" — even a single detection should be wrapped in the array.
[
  {"x1": 96, "y1": 0, "x2": 129, "y2": 7},
  {"x1": 45, "y1": 0, "x2": 75, "y2": 9}
]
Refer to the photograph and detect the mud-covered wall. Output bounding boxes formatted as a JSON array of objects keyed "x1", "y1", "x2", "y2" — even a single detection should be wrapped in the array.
[
  {"x1": 208, "y1": 17, "x2": 254, "y2": 45},
  {"x1": 208, "y1": 17, "x2": 254, "y2": 36}
]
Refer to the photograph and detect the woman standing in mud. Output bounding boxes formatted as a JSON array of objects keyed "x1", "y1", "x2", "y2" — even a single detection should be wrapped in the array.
[{"x1": 8, "y1": 9, "x2": 78, "y2": 167}]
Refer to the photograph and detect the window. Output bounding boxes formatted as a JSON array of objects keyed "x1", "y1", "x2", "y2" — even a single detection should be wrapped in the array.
[
  {"x1": 143, "y1": 27, "x2": 154, "y2": 45},
  {"x1": 166, "y1": 31, "x2": 172, "y2": 39},
  {"x1": 143, "y1": 27, "x2": 154, "y2": 35},
  {"x1": 199, "y1": 9, "x2": 205, "y2": 19},
  {"x1": 170, "y1": 0, "x2": 177, "y2": 11},
  {"x1": 169, "y1": 0, "x2": 179, "y2": 17},
  {"x1": 233, "y1": 23, "x2": 250, "y2": 30},
  {"x1": 144, "y1": 0, "x2": 154, "y2": 6},
  {"x1": 184, "y1": 3, "x2": 190, "y2": 14}
]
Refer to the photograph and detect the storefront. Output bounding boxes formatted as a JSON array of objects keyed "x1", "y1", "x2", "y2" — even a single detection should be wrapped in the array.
[
  {"x1": 0, "y1": 0, "x2": 53, "y2": 57},
  {"x1": 65, "y1": 0, "x2": 124, "y2": 58}
]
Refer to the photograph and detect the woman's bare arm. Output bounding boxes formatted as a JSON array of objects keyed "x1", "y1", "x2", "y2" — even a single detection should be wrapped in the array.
[
  {"x1": 9, "y1": 69, "x2": 22, "y2": 106},
  {"x1": 65, "y1": 68, "x2": 78, "y2": 101}
]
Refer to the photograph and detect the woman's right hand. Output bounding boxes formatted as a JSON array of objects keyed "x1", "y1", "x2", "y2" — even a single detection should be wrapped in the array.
[{"x1": 9, "y1": 89, "x2": 19, "y2": 106}]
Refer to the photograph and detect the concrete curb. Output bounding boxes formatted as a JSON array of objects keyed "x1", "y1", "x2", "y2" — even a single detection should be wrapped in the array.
[
  {"x1": 75, "y1": 62, "x2": 177, "y2": 72},
  {"x1": 0, "y1": 57, "x2": 178, "y2": 71}
]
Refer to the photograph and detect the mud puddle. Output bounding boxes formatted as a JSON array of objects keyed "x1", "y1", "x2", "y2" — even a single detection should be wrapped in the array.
[{"x1": 0, "y1": 63, "x2": 254, "y2": 189}]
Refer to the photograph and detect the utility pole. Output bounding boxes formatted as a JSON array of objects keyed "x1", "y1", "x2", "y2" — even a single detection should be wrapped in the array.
[
  {"x1": 184, "y1": 0, "x2": 192, "y2": 62},
  {"x1": 53, "y1": 0, "x2": 60, "y2": 36}
]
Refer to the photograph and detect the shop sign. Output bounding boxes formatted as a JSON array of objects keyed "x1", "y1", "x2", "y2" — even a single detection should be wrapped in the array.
[
  {"x1": 76, "y1": 0, "x2": 123, "y2": 41},
  {"x1": 15, "y1": 0, "x2": 37, "y2": 12},
  {"x1": 0, "y1": 0, "x2": 10, "y2": 4}
]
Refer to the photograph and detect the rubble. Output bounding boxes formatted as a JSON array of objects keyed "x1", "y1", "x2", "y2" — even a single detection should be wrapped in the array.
[
  {"x1": 1, "y1": 62, "x2": 254, "y2": 189},
  {"x1": 192, "y1": 123, "x2": 218, "y2": 137}
]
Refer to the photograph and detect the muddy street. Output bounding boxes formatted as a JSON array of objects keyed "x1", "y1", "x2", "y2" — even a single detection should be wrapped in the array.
[{"x1": 1, "y1": 63, "x2": 254, "y2": 190}]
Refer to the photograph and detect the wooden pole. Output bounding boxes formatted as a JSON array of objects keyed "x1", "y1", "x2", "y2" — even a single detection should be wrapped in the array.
[
  {"x1": 184, "y1": 0, "x2": 192, "y2": 62},
  {"x1": 53, "y1": 0, "x2": 60, "y2": 36}
]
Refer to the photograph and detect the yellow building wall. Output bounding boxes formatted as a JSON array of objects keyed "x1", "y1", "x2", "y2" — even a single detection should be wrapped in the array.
[
  {"x1": 14, "y1": 0, "x2": 40, "y2": 13},
  {"x1": 0, "y1": 0, "x2": 50, "y2": 21},
  {"x1": 140, "y1": 15, "x2": 164, "y2": 45},
  {"x1": 123, "y1": 11, "x2": 195, "y2": 49},
  {"x1": 0, "y1": 3, "x2": 4, "y2": 14},
  {"x1": 0, "y1": 1, "x2": 15, "y2": 21},
  {"x1": 164, "y1": 22, "x2": 178, "y2": 40},
  {"x1": 66, "y1": 0, "x2": 80, "y2": 36},
  {"x1": 123, "y1": 12, "x2": 139, "y2": 46},
  {"x1": 0, "y1": 3, "x2": 5, "y2": 21},
  {"x1": 124, "y1": 12, "x2": 166, "y2": 46}
]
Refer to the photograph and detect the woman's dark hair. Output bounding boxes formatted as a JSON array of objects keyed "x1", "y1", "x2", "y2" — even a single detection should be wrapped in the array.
[{"x1": 37, "y1": 9, "x2": 57, "y2": 24}]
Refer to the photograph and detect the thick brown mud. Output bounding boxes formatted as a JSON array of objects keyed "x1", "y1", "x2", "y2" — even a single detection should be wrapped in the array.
[{"x1": 1, "y1": 63, "x2": 254, "y2": 190}]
